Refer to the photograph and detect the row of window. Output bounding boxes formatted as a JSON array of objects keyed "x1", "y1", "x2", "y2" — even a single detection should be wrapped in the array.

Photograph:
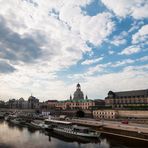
[
  {"x1": 93, "y1": 112, "x2": 115, "y2": 115},
  {"x1": 109, "y1": 99, "x2": 148, "y2": 104},
  {"x1": 114, "y1": 95, "x2": 146, "y2": 99},
  {"x1": 94, "y1": 115, "x2": 115, "y2": 119}
]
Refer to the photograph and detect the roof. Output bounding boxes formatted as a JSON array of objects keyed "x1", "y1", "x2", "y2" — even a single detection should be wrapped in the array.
[
  {"x1": 109, "y1": 89, "x2": 148, "y2": 98},
  {"x1": 58, "y1": 99, "x2": 93, "y2": 103},
  {"x1": 72, "y1": 125, "x2": 90, "y2": 130},
  {"x1": 45, "y1": 119, "x2": 72, "y2": 125}
]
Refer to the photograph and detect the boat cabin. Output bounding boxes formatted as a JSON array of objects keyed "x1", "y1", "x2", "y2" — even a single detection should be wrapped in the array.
[
  {"x1": 44, "y1": 119, "x2": 72, "y2": 128},
  {"x1": 72, "y1": 125, "x2": 93, "y2": 133}
]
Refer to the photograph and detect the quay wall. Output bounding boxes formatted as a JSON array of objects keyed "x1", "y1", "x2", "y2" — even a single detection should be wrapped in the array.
[
  {"x1": 70, "y1": 119, "x2": 148, "y2": 142},
  {"x1": 0, "y1": 108, "x2": 35, "y2": 113},
  {"x1": 118, "y1": 110, "x2": 148, "y2": 118}
]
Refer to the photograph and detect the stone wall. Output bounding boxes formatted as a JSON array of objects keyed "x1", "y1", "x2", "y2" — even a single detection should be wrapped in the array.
[{"x1": 118, "y1": 110, "x2": 148, "y2": 118}]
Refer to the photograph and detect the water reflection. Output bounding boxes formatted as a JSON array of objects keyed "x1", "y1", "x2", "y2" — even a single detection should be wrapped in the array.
[{"x1": 0, "y1": 120, "x2": 145, "y2": 148}]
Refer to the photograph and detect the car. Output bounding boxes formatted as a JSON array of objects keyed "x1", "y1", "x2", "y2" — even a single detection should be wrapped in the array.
[{"x1": 121, "y1": 120, "x2": 128, "y2": 124}]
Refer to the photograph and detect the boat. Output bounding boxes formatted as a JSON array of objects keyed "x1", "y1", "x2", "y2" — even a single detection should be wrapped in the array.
[
  {"x1": 0, "y1": 113, "x2": 5, "y2": 119},
  {"x1": 10, "y1": 118, "x2": 22, "y2": 125},
  {"x1": 26, "y1": 120, "x2": 52, "y2": 130},
  {"x1": 45, "y1": 130, "x2": 100, "y2": 144},
  {"x1": 44, "y1": 119, "x2": 100, "y2": 139}
]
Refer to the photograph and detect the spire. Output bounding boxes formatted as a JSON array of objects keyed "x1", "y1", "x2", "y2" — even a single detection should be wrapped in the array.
[
  {"x1": 70, "y1": 95, "x2": 72, "y2": 100},
  {"x1": 76, "y1": 83, "x2": 81, "y2": 90},
  {"x1": 86, "y1": 95, "x2": 88, "y2": 100}
]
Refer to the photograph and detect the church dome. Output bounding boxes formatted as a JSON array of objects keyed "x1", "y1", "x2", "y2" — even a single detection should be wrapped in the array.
[
  {"x1": 28, "y1": 95, "x2": 36, "y2": 101},
  {"x1": 19, "y1": 97, "x2": 24, "y2": 102},
  {"x1": 73, "y1": 83, "x2": 84, "y2": 100},
  {"x1": 77, "y1": 83, "x2": 80, "y2": 87}
]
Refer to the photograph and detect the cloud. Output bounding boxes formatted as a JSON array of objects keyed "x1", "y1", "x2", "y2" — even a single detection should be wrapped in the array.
[
  {"x1": 101, "y1": 0, "x2": 148, "y2": 19},
  {"x1": 128, "y1": 21, "x2": 144, "y2": 33},
  {"x1": 0, "y1": 61, "x2": 16, "y2": 73},
  {"x1": 81, "y1": 64, "x2": 148, "y2": 99},
  {"x1": 79, "y1": 12, "x2": 115, "y2": 46},
  {"x1": 136, "y1": 56, "x2": 148, "y2": 62},
  {"x1": 111, "y1": 59, "x2": 135, "y2": 67},
  {"x1": 0, "y1": 0, "x2": 147, "y2": 101},
  {"x1": 119, "y1": 45, "x2": 141, "y2": 55},
  {"x1": 0, "y1": 0, "x2": 116, "y2": 100},
  {"x1": 81, "y1": 57, "x2": 103, "y2": 65},
  {"x1": 108, "y1": 50, "x2": 115, "y2": 55},
  {"x1": 110, "y1": 31, "x2": 127, "y2": 46},
  {"x1": 0, "y1": 17, "x2": 43, "y2": 64},
  {"x1": 132, "y1": 24, "x2": 148, "y2": 44}
]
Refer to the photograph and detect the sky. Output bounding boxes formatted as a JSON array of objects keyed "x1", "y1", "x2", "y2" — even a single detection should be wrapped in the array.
[{"x1": 0, "y1": 0, "x2": 148, "y2": 101}]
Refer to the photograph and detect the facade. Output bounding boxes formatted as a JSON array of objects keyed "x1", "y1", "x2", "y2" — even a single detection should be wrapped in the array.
[
  {"x1": 0, "y1": 100, "x2": 6, "y2": 108},
  {"x1": 93, "y1": 109, "x2": 148, "y2": 119},
  {"x1": 40, "y1": 100, "x2": 58, "y2": 110},
  {"x1": 55, "y1": 99, "x2": 96, "y2": 110},
  {"x1": 28, "y1": 95, "x2": 39, "y2": 109},
  {"x1": 7, "y1": 98, "x2": 28, "y2": 109},
  {"x1": 105, "y1": 89, "x2": 148, "y2": 108},
  {"x1": 93, "y1": 109, "x2": 118, "y2": 119}
]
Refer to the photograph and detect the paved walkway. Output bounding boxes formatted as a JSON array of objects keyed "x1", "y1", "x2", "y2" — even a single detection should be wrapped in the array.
[{"x1": 70, "y1": 118, "x2": 148, "y2": 134}]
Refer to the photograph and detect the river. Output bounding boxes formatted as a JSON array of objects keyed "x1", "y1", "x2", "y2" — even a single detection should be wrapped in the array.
[{"x1": 0, "y1": 120, "x2": 144, "y2": 148}]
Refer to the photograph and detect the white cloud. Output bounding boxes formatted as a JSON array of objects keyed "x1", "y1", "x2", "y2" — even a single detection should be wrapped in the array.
[
  {"x1": 81, "y1": 64, "x2": 148, "y2": 99},
  {"x1": 81, "y1": 57, "x2": 103, "y2": 65},
  {"x1": 0, "y1": 0, "x2": 116, "y2": 100},
  {"x1": 137, "y1": 56, "x2": 148, "y2": 62},
  {"x1": 119, "y1": 45, "x2": 141, "y2": 55},
  {"x1": 108, "y1": 50, "x2": 115, "y2": 55},
  {"x1": 132, "y1": 25, "x2": 148, "y2": 44},
  {"x1": 79, "y1": 12, "x2": 115, "y2": 46},
  {"x1": 128, "y1": 21, "x2": 144, "y2": 33},
  {"x1": 101, "y1": 0, "x2": 148, "y2": 19},
  {"x1": 111, "y1": 59, "x2": 135, "y2": 67},
  {"x1": 110, "y1": 31, "x2": 127, "y2": 46}
]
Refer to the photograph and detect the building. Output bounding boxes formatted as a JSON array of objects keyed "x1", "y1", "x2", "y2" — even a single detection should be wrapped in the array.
[
  {"x1": 28, "y1": 95, "x2": 39, "y2": 109},
  {"x1": 40, "y1": 100, "x2": 58, "y2": 110},
  {"x1": 55, "y1": 83, "x2": 105, "y2": 111},
  {"x1": 55, "y1": 99, "x2": 96, "y2": 110},
  {"x1": 18, "y1": 98, "x2": 28, "y2": 109},
  {"x1": 7, "y1": 96, "x2": 37, "y2": 109},
  {"x1": 93, "y1": 109, "x2": 118, "y2": 119},
  {"x1": 105, "y1": 89, "x2": 148, "y2": 108},
  {"x1": 0, "y1": 100, "x2": 6, "y2": 108},
  {"x1": 93, "y1": 109, "x2": 148, "y2": 120}
]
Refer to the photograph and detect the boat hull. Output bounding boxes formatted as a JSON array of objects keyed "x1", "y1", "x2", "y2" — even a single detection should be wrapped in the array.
[{"x1": 53, "y1": 128, "x2": 100, "y2": 139}]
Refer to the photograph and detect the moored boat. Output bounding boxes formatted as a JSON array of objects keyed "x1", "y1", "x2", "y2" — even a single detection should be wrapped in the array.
[
  {"x1": 44, "y1": 119, "x2": 100, "y2": 139},
  {"x1": 26, "y1": 120, "x2": 52, "y2": 130}
]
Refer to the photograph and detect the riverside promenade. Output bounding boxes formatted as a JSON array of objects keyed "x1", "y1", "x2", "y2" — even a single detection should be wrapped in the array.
[{"x1": 70, "y1": 118, "x2": 148, "y2": 142}]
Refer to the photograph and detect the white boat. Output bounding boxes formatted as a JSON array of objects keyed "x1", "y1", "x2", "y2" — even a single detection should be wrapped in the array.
[
  {"x1": 10, "y1": 118, "x2": 21, "y2": 125},
  {"x1": 44, "y1": 119, "x2": 100, "y2": 139},
  {"x1": 29, "y1": 120, "x2": 51, "y2": 130}
]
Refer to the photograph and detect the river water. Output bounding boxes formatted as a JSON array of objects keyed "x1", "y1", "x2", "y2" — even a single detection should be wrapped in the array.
[{"x1": 0, "y1": 120, "x2": 144, "y2": 148}]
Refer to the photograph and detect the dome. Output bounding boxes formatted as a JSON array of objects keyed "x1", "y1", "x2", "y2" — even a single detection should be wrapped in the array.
[
  {"x1": 19, "y1": 98, "x2": 24, "y2": 102},
  {"x1": 77, "y1": 83, "x2": 80, "y2": 87},
  {"x1": 73, "y1": 89, "x2": 84, "y2": 100},
  {"x1": 28, "y1": 95, "x2": 36, "y2": 101}
]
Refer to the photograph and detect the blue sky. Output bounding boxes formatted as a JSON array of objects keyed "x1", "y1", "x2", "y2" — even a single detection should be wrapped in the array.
[{"x1": 0, "y1": 0, "x2": 148, "y2": 101}]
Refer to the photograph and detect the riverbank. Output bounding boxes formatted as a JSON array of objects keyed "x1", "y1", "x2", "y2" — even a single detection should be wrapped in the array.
[{"x1": 69, "y1": 118, "x2": 148, "y2": 143}]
